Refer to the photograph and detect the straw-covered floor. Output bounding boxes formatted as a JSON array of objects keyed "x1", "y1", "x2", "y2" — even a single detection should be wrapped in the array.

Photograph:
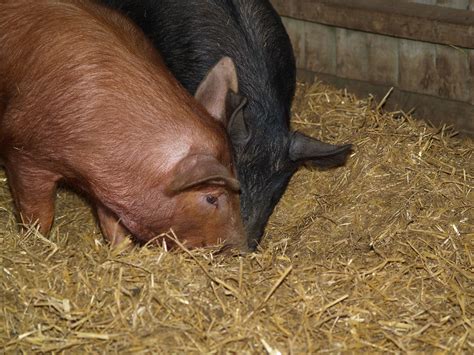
[{"x1": 1, "y1": 82, "x2": 473, "y2": 353}]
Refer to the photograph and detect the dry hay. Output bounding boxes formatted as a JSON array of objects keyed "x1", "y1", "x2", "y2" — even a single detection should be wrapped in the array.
[{"x1": 1, "y1": 81, "x2": 473, "y2": 353}]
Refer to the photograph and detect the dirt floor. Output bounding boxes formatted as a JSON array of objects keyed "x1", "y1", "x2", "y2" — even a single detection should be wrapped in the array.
[{"x1": 1, "y1": 82, "x2": 473, "y2": 353}]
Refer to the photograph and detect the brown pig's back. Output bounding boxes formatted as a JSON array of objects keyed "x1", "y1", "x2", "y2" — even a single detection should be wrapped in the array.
[{"x1": 0, "y1": 0, "x2": 228, "y2": 180}]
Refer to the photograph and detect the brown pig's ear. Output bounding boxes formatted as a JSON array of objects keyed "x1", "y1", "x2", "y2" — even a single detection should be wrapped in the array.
[
  {"x1": 167, "y1": 154, "x2": 240, "y2": 194},
  {"x1": 194, "y1": 56, "x2": 239, "y2": 125}
]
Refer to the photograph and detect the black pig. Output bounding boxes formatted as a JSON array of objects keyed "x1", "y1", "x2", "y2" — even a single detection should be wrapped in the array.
[{"x1": 99, "y1": 0, "x2": 352, "y2": 249}]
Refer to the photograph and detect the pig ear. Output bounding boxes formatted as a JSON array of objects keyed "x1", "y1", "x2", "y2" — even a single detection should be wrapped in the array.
[
  {"x1": 168, "y1": 155, "x2": 240, "y2": 194},
  {"x1": 226, "y1": 91, "x2": 249, "y2": 144},
  {"x1": 289, "y1": 131, "x2": 352, "y2": 168},
  {"x1": 195, "y1": 56, "x2": 238, "y2": 124}
]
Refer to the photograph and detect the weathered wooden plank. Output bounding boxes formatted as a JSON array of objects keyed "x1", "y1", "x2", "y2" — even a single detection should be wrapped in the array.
[
  {"x1": 336, "y1": 29, "x2": 369, "y2": 81},
  {"x1": 436, "y1": 45, "x2": 470, "y2": 102},
  {"x1": 367, "y1": 34, "x2": 399, "y2": 86},
  {"x1": 399, "y1": 40, "x2": 439, "y2": 97},
  {"x1": 281, "y1": 17, "x2": 306, "y2": 69},
  {"x1": 469, "y1": 49, "x2": 474, "y2": 104},
  {"x1": 304, "y1": 22, "x2": 337, "y2": 75},
  {"x1": 271, "y1": 0, "x2": 474, "y2": 49},
  {"x1": 436, "y1": 0, "x2": 469, "y2": 10}
]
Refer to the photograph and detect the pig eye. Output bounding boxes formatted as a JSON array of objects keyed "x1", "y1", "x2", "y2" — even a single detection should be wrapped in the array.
[{"x1": 206, "y1": 195, "x2": 218, "y2": 206}]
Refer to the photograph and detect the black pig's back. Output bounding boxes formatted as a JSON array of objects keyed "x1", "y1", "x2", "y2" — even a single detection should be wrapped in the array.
[{"x1": 99, "y1": 0, "x2": 296, "y2": 126}]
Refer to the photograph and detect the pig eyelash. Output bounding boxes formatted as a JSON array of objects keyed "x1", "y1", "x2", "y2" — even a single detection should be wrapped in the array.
[{"x1": 206, "y1": 195, "x2": 218, "y2": 206}]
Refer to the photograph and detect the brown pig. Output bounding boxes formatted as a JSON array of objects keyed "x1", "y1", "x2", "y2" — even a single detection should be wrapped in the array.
[{"x1": 0, "y1": 0, "x2": 248, "y2": 251}]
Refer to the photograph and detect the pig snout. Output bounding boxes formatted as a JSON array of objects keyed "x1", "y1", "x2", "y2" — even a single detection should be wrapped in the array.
[{"x1": 221, "y1": 212, "x2": 249, "y2": 254}]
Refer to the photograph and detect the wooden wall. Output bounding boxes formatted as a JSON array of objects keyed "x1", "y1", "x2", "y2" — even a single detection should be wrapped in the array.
[{"x1": 271, "y1": 0, "x2": 474, "y2": 135}]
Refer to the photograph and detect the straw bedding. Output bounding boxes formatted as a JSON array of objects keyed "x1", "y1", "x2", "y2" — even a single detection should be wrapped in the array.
[{"x1": 1, "y1": 82, "x2": 472, "y2": 353}]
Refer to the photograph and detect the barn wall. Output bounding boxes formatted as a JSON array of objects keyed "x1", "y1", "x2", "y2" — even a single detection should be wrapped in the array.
[{"x1": 272, "y1": 0, "x2": 474, "y2": 135}]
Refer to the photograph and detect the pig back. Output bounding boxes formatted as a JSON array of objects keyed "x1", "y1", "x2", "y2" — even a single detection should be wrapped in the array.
[{"x1": 0, "y1": 0, "x2": 225, "y2": 178}]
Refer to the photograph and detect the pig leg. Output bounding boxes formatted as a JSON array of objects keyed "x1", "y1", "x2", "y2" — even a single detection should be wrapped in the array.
[
  {"x1": 5, "y1": 163, "x2": 58, "y2": 235},
  {"x1": 96, "y1": 205, "x2": 130, "y2": 246}
]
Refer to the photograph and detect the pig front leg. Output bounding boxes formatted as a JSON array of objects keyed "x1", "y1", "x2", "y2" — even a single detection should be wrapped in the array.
[
  {"x1": 5, "y1": 162, "x2": 58, "y2": 235},
  {"x1": 96, "y1": 204, "x2": 130, "y2": 246}
]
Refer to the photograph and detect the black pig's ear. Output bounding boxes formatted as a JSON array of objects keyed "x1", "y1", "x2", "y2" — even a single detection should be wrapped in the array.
[
  {"x1": 195, "y1": 57, "x2": 238, "y2": 124},
  {"x1": 289, "y1": 131, "x2": 352, "y2": 168},
  {"x1": 226, "y1": 91, "x2": 249, "y2": 144}
]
